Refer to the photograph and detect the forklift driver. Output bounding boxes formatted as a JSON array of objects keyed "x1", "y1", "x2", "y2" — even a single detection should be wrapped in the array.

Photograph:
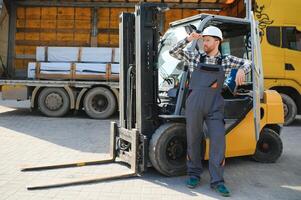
[{"x1": 169, "y1": 26, "x2": 251, "y2": 197}]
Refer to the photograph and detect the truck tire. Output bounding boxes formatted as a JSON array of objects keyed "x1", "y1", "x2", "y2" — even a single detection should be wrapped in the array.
[
  {"x1": 253, "y1": 128, "x2": 283, "y2": 163},
  {"x1": 38, "y1": 87, "x2": 70, "y2": 117},
  {"x1": 83, "y1": 87, "x2": 116, "y2": 119},
  {"x1": 149, "y1": 123, "x2": 187, "y2": 176},
  {"x1": 280, "y1": 93, "x2": 297, "y2": 126}
]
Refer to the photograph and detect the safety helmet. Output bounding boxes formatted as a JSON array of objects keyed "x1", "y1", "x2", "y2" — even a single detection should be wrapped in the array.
[{"x1": 202, "y1": 26, "x2": 223, "y2": 41}]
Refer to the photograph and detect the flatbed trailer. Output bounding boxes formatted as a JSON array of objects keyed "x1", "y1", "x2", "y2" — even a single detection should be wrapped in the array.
[{"x1": 0, "y1": 79, "x2": 119, "y2": 119}]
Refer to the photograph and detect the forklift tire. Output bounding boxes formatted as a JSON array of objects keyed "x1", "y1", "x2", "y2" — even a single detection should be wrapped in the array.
[
  {"x1": 83, "y1": 87, "x2": 116, "y2": 119},
  {"x1": 38, "y1": 87, "x2": 70, "y2": 117},
  {"x1": 280, "y1": 93, "x2": 297, "y2": 126},
  {"x1": 149, "y1": 123, "x2": 187, "y2": 176},
  {"x1": 253, "y1": 128, "x2": 283, "y2": 163}
]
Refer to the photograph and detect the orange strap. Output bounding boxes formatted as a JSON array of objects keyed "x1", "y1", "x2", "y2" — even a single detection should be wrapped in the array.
[{"x1": 106, "y1": 63, "x2": 111, "y2": 81}]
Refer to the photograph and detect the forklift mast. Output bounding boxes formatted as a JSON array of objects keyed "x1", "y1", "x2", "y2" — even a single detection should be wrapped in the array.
[{"x1": 119, "y1": 3, "x2": 165, "y2": 173}]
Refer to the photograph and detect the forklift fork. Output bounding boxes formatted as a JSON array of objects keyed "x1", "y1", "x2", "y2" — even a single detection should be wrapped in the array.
[
  {"x1": 22, "y1": 122, "x2": 141, "y2": 190},
  {"x1": 22, "y1": 3, "x2": 163, "y2": 190}
]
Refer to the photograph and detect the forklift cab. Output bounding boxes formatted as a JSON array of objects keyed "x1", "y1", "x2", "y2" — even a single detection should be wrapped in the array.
[{"x1": 158, "y1": 14, "x2": 255, "y2": 127}]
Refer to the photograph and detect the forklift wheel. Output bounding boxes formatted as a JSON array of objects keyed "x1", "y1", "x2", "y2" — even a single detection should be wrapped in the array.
[
  {"x1": 149, "y1": 123, "x2": 187, "y2": 176},
  {"x1": 253, "y1": 128, "x2": 283, "y2": 163}
]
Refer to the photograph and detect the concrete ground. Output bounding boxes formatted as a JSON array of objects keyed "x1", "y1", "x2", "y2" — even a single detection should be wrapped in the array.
[{"x1": 0, "y1": 96, "x2": 300, "y2": 200}]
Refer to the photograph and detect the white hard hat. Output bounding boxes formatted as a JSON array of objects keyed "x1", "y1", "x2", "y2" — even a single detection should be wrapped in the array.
[{"x1": 202, "y1": 26, "x2": 223, "y2": 41}]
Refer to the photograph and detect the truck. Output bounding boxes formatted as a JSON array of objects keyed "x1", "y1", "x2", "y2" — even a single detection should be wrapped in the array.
[{"x1": 254, "y1": 0, "x2": 301, "y2": 125}]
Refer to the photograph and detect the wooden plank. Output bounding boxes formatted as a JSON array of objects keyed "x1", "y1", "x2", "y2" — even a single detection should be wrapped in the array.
[
  {"x1": 127, "y1": 8, "x2": 135, "y2": 13},
  {"x1": 110, "y1": 0, "x2": 126, "y2": 2},
  {"x1": 25, "y1": 32, "x2": 40, "y2": 41},
  {"x1": 17, "y1": 7, "x2": 25, "y2": 19},
  {"x1": 40, "y1": 32, "x2": 57, "y2": 41},
  {"x1": 15, "y1": 46, "x2": 25, "y2": 55},
  {"x1": 97, "y1": 8, "x2": 110, "y2": 29},
  {"x1": 15, "y1": 32, "x2": 25, "y2": 40},
  {"x1": 37, "y1": 73, "x2": 72, "y2": 80},
  {"x1": 25, "y1": 20, "x2": 41, "y2": 28},
  {"x1": 200, "y1": 0, "x2": 217, "y2": 2},
  {"x1": 182, "y1": 9, "x2": 199, "y2": 18},
  {"x1": 57, "y1": 7, "x2": 75, "y2": 20},
  {"x1": 75, "y1": 20, "x2": 91, "y2": 29},
  {"x1": 16, "y1": 19, "x2": 25, "y2": 28},
  {"x1": 109, "y1": 34, "x2": 119, "y2": 46},
  {"x1": 57, "y1": 33, "x2": 74, "y2": 42},
  {"x1": 24, "y1": 46, "x2": 36, "y2": 55},
  {"x1": 146, "y1": 0, "x2": 161, "y2": 2},
  {"x1": 97, "y1": 33, "x2": 109, "y2": 45},
  {"x1": 26, "y1": 7, "x2": 41, "y2": 19},
  {"x1": 74, "y1": 33, "x2": 90, "y2": 43},
  {"x1": 15, "y1": 40, "x2": 90, "y2": 47},
  {"x1": 57, "y1": 20, "x2": 74, "y2": 29},
  {"x1": 182, "y1": 0, "x2": 199, "y2": 3},
  {"x1": 75, "y1": 8, "x2": 91, "y2": 20},
  {"x1": 17, "y1": 28, "x2": 90, "y2": 34},
  {"x1": 40, "y1": 20, "x2": 57, "y2": 29},
  {"x1": 41, "y1": 7, "x2": 57, "y2": 20}
]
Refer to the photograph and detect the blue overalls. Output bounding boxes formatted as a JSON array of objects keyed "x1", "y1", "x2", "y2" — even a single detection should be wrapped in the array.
[{"x1": 185, "y1": 55, "x2": 226, "y2": 186}]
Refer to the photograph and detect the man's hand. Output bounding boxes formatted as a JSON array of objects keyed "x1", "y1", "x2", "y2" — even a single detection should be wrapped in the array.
[
  {"x1": 186, "y1": 32, "x2": 202, "y2": 42},
  {"x1": 235, "y1": 69, "x2": 245, "y2": 86}
]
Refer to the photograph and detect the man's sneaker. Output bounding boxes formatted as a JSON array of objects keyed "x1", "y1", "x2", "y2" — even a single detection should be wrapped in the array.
[
  {"x1": 186, "y1": 177, "x2": 200, "y2": 188},
  {"x1": 211, "y1": 183, "x2": 231, "y2": 197}
]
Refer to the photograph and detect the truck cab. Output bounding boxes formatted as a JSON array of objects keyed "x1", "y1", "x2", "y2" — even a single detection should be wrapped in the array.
[{"x1": 255, "y1": 0, "x2": 301, "y2": 125}]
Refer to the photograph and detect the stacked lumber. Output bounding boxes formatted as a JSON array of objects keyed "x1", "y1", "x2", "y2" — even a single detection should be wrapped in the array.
[{"x1": 28, "y1": 46, "x2": 120, "y2": 81}]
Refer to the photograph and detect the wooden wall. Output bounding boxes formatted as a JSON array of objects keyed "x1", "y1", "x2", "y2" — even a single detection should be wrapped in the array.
[
  {"x1": 11, "y1": 0, "x2": 243, "y2": 75},
  {"x1": 14, "y1": 6, "x2": 137, "y2": 73}
]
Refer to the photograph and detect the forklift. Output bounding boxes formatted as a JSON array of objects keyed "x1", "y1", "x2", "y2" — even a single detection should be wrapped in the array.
[{"x1": 22, "y1": 2, "x2": 284, "y2": 190}]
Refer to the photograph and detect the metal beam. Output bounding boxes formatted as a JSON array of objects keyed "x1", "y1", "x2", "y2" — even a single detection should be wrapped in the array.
[
  {"x1": 7, "y1": 2, "x2": 16, "y2": 77},
  {"x1": 15, "y1": 1, "x2": 223, "y2": 9}
]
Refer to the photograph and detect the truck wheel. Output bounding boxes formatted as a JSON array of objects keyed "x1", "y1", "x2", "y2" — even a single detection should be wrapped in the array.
[
  {"x1": 83, "y1": 87, "x2": 116, "y2": 119},
  {"x1": 38, "y1": 88, "x2": 70, "y2": 117},
  {"x1": 149, "y1": 123, "x2": 187, "y2": 176},
  {"x1": 280, "y1": 93, "x2": 297, "y2": 126},
  {"x1": 253, "y1": 128, "x2": 283, "y2": 163}
]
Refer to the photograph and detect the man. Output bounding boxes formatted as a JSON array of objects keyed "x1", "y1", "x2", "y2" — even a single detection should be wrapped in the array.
[{"x1": 169, "y1": 26, "x2": 251, "y2": 197}]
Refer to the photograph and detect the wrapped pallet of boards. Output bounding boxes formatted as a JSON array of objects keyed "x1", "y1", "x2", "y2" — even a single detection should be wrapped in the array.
[
  {"x1": 28, "y1": 62, "x2": 120, "y2": 81},
  {"x1": 36, "y1": 47, "x2": 119, "y2": 63},
  {"x1": 28, "y1": 46, "x2": 120, "y2": 81}
]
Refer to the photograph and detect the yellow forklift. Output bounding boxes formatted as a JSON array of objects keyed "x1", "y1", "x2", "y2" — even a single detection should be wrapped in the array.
[{"x1": 22, "y1": 1, "x2": 284, "y2": 189}]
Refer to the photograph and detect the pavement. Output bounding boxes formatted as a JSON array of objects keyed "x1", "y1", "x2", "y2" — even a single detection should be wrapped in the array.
[{"x1": 0, "y1": 95, "x2": 300, "y2": 200}]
